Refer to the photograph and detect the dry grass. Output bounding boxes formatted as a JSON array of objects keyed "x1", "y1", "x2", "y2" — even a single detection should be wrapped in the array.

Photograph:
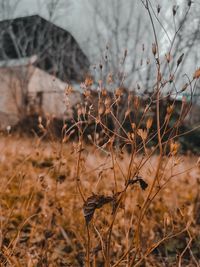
[{"x1": 0, "y1": 135, "x2": 199, "y2": 266}]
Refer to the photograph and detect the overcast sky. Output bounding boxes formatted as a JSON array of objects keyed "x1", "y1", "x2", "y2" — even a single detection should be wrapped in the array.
[{"x1": 8, "y1": 0, "x2": 90, "y2": 52}]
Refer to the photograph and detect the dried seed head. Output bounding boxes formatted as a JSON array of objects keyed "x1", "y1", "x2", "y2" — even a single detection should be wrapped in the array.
[
  {"x1": 146, "y1": 117, "x2": 153, "y2": 129},
  {"x1": 142, "y1": 44, "x2": 145, "y2": 51},
  {"x1": 85, "y1": 76, "x2": 93, "y2": 87},
  {"x1": 193, "y1": 68, "x2": 200, "y2": 79},
  {"x1": 128, "y1": 132, "x2": 135, "y2": 141},
  {"x1": 167, "y1": 105, "x2": 174, "y2": 115},
  {"x1": 157, "y1": 4, "x2": 161, "y2": 14},
  {"x1": 81, "y1": 106, "x2": 86, "y2": 115},
  {"x1": 172, "y1": 5, "x2": 178, "y2": 16},
  {"x1": 84, "y1": 89, "x2": 91, "y2": 98},
  {"x1": 77, "y1": 107, "x2": 82, "y2": 116},
  {"x1": 131, "y1": 123, "x2": 136, "y2": 130},
  {"x1": 165, "y1": 52, "x2": 171, "y2": 63},
  {"x1": 157, "y1": 71, "x2": 162, "y2": 82},
  {"x1": 105, "y1": 107, "x2": 111, "y2": 114},
  {"x1": 98, "y1": 103, "x2": 105, "y2": 115},
  {"x1": 105, "y1": 97, "x2": 112, "y2": 107},
  {"x1": 177, "y1": 53, "x2": 184, "y2": 67},
  {"x1": 101, "y1": 88, "x2": 107, "y2": 96},
  {"x1": 181, "y1": 83, "x2": 188, "y2": 92},
  {"x1": 137, "y1": 129, "x2": 147, "y2": 141},
  {"x1": 124, "y1": 49, "x2": 128, "y2": 58},
  {"x1": 164, "y1": 212, "x2": 171, "y2": 227},
  {"x1": 65, "y1": 84, "x2": 73, "y2": 95},
  {"x1": 137, "y1": 83, "x2": 141, "y2": 90},
  {"x1": 107, "y1": 73, "x2": 113, "y2": 84},
  {"x1": 170, "y1": 141, "x2": 179, "y2": 155},
  {"x1": 152, "y1": 43, "x2": 157, "y2": 56},
  {"x1": 38, "y1": 116, "x2": 42, "y2": 124},
  {"x1": 115, "y1": 87, "x2": 123, "y2": 97},
  {"x1": 134, "y1": 96, "x2": 140, "y2": 109},
  {"x1": 125, "y1": 109, "x2": 130, "y2": 118},
  {"x1": 188, "y1": 0, "x2": 192, "y2": 7}
]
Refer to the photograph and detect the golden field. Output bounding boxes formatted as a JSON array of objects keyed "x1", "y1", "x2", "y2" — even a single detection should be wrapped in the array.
[{"x1": 0, "y1": 135, "x2": 199, "y2": 266}]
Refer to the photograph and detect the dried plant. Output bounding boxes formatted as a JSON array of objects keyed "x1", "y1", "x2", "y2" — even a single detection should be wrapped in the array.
[{"x1": 0, "y1": 1, "x2": 200, "y2": 267}]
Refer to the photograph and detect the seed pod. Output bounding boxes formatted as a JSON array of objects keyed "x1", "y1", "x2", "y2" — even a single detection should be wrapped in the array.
[
  {"x1": 131, "y1": 123, "x2": 136, "y2": 130},
  {"x1": 134, "y1": 96, "x2": 140, "y2": 109},
  {"x1": 172, "y1": 5, "x2": 178, "y2": 16},
  {"x1": 177, "y1": 53, "x2": 184, "y2": 67},
  {"x1": 125, "y1": 109, "x2": 130, "y2": 118},
  {"x1": 152, "y1": 43, "x2": 157, "y2": 56},
  {"x1": 193, "y1": 68, "x2": 200, "y2": 79},
  {"x1": 85, "y1": 76, "x2": 93, "y2": 87},
  {"x1": 84, "y1": 89, "x2": 91, "y2": 98},
  {"x1": 187, "y1": 0, "x2": 192, "y2": 7},
  {"x1": 105, "y1": 97, "x2": 112, "y2": 107},
  {"x1": 137, "y1": 129, "x2": 147, "y2": 141},
  {"x1": 98, "y1": 103, "x2": 105, "y2": 115},
  {"x1": 157, "y1": 4, "x2": 161, "y2": 14},
  {"x1": 107, "y1": 73, "x2": 113, "y2": 84},
  {"x1": 124, "y1": 49, "x2": 128, "y2": 58},
  {"x1": 181, "y1": 83, "x2": 188, "y2": 92},
  {"x1": 157, "y1": 71, "x2": 162, "y2": 82},
  {"x1": 167, "y1": 105, "x2": 174, "y2": 115},
  {"x1": 146, "y1": 117, "x2": 153, "y2": 129},
  {"x1": 101, "y1": 88, "x2": 107, "y2": 96},
  {"x1": 165, "y1": 52, "x2": 171, "y2": 63}
]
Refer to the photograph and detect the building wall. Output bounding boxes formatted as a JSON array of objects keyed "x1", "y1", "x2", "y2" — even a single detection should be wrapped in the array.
[
  {"x1": 28, "y1": 67, "x2": 67, "y2": 117},
  {"x1": 0, "y1": 67, "x2": 28, "y2": 128},
  {"x1": 0, "y1": 64, "x2": 82, "y2": 129}
]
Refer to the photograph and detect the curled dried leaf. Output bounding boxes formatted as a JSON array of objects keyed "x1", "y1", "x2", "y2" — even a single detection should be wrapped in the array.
[
  {"x1": 128, "y1": 176, "x2": 148, "y2": 190},
  {"x1": 83, "y1": 194, "x2": 113, "y2": 225}
]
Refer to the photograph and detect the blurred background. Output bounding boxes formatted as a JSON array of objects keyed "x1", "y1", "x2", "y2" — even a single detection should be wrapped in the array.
[{"x1": 0, "y1": 0, "x2": 199, "y2": 137}]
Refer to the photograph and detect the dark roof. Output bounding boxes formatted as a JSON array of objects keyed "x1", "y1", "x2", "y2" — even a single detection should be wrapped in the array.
[{"x1": 0, "y1": 15, "x2": 89, "y2": 82}]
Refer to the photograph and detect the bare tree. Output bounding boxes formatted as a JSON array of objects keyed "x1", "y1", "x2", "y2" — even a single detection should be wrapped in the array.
[
  {"x1": 0, "y1": 0, "x2": 18, "y2": 20},
  {"x1": 86, "y1": 0, "x2": 154, "y2": 88},
  {"x1": 85, "y1": 0, "x2": 200, "y2": 94}
]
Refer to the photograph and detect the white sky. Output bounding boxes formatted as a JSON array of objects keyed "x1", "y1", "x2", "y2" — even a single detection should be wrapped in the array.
[{"x1": 12, "y1": 0, "x2": 90, "y2": 52}]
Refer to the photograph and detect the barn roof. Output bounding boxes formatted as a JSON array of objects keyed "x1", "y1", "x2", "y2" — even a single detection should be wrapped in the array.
[{"x1": 0, "y1": 15, "x2": 89, "y2": 82}]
